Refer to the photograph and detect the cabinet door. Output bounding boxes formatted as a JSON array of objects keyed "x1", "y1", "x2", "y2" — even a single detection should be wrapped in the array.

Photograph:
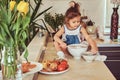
[
  {"x1": 99, "y1": 47, "x2": 120, "y2": 80},
  {"x1": 98, "y1": 47, "x2": 120, "y2": 60},
  {"x1": 104, "y1": 61, "x2": 120, "y2": 80}
]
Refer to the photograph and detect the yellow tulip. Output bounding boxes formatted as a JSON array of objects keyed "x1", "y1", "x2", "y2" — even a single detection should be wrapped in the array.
[
  {"x1": 17, "y1": 1, "x2": 29, "y2": 15},
  {"x1": 10, "y1": 1, "x2": 16, "y2": 11}
]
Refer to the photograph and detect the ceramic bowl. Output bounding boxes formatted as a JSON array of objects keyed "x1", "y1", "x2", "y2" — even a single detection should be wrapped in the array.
[
  {"x1": 95, "y1": 55, "x2": 107, "y2": 61},
  {"x1": 82, "y1": 52, "x2": 97, "y2": 62},
  {"x1": 67, "y1": 43, "x2": 88, "y2": 59}
]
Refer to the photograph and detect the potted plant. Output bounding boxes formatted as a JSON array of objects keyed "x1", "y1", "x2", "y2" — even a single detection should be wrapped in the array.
[{"x1": 44, "y1": 12, "x2": 64, "y2": 32}]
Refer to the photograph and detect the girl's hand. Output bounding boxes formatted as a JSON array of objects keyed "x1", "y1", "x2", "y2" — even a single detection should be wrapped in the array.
[{"x1": 90, "y1": 49, "x2": 98, "y2": 54}]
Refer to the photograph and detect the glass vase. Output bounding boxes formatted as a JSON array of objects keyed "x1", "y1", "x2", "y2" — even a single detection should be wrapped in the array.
[
  {"x1": 110, "y1": 7, "x2": 119, "y2": 41},
  {"x1": 1, "y1": 47, "x2": 22, "y2": 80}
]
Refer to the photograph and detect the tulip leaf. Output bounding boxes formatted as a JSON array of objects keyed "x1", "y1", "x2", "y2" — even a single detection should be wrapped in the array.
[{"x1": 24, "y1": 50, "x2": 29, "y2": 62}]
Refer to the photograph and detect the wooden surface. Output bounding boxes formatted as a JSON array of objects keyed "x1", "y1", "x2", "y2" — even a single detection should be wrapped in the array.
[
  {"x1": 21, "y1": 32, "x2": 48, "y2": 80},
  {"x1": 37, "y1": 37, "x2": 116, "y2": 80},
  {"x1": 21, "y1": 33, "x2": 119, "y2": 80}
]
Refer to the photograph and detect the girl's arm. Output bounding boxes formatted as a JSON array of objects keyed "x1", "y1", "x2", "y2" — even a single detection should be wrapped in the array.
[
  {"x1": 54, "y1": 26, "x2": 65, "y2": 44},
  {"x1": 81, "y1": 27, "x2": 98, "y2": 54}
]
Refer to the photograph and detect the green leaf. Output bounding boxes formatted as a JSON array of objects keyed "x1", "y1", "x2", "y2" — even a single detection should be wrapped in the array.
[
  {"x1": 24, "y1": 50, "x2": 29, "y2": 62},
  {"x1": 33, "y1": 6, "x2": 53, "y2": 20},
  {"x1": 22, "y1": 15, "x2": 30, "y2": 29},
  {"x1": 21, "y1": 30, "x2": 28, "y2": 41},
  {"x1": 30, "y1": 0, "x2": 42, "y2": 22},
  {"x1": 0, "y1": 22, "x2": 12, "y2": 38},
  {"x1": 0, "y1": 7, "x2": 8, "y2": 24}
]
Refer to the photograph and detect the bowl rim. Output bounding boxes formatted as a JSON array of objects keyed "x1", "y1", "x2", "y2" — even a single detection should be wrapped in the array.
[
  {"x1": 82, "y1": 53, "x2": 97, "y2": 56},
  {"x1": 67, "y1": 44, "x2": 88, "y2": 48},
  {"x1": 82, "y1": 51, "x2": 97, "y2": 56}
]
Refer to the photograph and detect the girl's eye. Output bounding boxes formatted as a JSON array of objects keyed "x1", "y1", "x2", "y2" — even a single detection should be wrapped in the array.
[
  {"x1": 72, "y1": 21, "x2": 80, "y2": 23},
  {"x1": 73, "y1": 21, "x2": 76, "y2": 23}
]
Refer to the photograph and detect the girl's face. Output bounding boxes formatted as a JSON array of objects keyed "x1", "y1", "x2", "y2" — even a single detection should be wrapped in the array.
[{"x1": 68, "y1": 16, "x2": 81, "y2": 29}]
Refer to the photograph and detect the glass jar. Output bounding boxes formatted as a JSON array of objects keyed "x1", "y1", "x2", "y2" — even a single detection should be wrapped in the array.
[{"x1": 1, "y1": 47, "x2": 22, "y2": 80}]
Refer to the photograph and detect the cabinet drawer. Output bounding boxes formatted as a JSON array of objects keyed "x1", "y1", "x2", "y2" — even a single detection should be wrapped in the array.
[
  {"x1": 99, "y1": 47, "x2": 120, "y2": 51},
  {"x1": 99, "y1": 47, "x2": 120, "y2": 60}
]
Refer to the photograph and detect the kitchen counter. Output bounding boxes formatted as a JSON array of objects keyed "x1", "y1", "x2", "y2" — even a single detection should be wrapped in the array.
[
  {"x1": 94, "y1": 36, "x2": 120, "y2": 47},
  {"x1": 38, "y1": 61, "x2": 115, "y2": 80},
  {"x1": 21, "y1": 32, "x2": 118, "y2": 80},
  {"x1": 37, "y1": 37, "x2": 116, "y2": 80}
]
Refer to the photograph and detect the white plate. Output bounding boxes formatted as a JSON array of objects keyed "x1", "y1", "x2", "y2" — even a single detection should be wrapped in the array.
[
  {"x1": 22, "y1": 61, "x2": 43, "y2": 77},
  {"x1": 39, "y1": 67, "x2": 69, "y2": 75}
]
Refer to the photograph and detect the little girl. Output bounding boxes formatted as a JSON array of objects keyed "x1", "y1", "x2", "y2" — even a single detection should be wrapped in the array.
[{"x1": 54, "y1": 2, "x2": 98, "y2": 58}]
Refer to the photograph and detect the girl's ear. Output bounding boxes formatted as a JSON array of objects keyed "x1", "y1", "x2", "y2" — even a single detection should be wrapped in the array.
[{"x1": 64, "y1": 19, "x2": 69, "y2": 24}]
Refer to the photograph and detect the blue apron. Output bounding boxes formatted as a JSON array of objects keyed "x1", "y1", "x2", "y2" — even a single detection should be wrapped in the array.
[{"x1": 66, "y1": 35, "x2": 80, "y2": 45}]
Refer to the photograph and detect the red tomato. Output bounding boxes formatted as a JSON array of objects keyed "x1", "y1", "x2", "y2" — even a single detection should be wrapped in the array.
[
  {"x1": 57, "y1": 64, "x2": 66, "y2": 71},
  {"x1": 60, "y1": 60, "x2": 67, "y2": 65}
]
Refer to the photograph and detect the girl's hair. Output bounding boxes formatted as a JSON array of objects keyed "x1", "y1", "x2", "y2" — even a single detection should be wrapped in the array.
[
  {"x1": 69, "y1": 1, "x2": 80, "y2": 11},
  {"x1": 64, "y1": 1, "x2": 81, "y2": 24}
]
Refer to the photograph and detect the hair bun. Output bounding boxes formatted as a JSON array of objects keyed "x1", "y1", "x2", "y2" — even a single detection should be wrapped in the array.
[
  {"x1": 69, "y1": 1, "x2": 75, "y2": 7},
  {"x1": 69, "y1": 1, "x2": 80, "y2": 10}
]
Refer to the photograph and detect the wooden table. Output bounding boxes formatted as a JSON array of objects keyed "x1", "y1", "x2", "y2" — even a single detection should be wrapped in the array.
[
  {"x1": 37, "y1": 37, "x2": 116, "y2": 80},
  {"x1": 21, "y1": 32, "x2": 118, "y2": 80}
]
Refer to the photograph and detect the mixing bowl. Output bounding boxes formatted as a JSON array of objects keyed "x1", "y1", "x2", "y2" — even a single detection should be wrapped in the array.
[
  {"x1": 67, "y1": 43, "x2": 88, "y2": 59},
  {"x1": 82, "y1": 52, "x2": 97, "y2": 62}
]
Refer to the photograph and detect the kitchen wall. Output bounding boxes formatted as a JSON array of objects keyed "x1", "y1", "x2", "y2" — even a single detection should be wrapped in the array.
[{"x1": 40, "y1": 0, "x2": 106, "y2": 27}]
